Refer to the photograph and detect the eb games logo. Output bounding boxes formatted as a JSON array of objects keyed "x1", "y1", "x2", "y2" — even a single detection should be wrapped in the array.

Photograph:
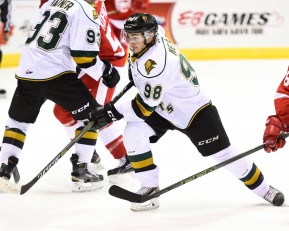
[{"x1": 178, "y1": 11, "x2": 283, "y2": 27}]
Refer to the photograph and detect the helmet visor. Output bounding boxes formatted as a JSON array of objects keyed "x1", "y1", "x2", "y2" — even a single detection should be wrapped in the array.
[{"x1": 121, "y1": 30, "x2": 154, "y2": 43}]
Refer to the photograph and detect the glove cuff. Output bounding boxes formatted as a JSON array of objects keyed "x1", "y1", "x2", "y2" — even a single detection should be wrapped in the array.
[
  {"x1": 105, "y1": 103, "x2": 123, "y2": 121},
  {"x1": 266, "y1": 115, "x2": 289, "y2": 132}
]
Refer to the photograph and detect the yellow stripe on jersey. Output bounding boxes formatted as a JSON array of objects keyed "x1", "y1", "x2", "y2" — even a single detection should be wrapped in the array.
[
  {"x1": 131, "y1": 157, "x2": 154, "y2": 169},
  {"x1": 244, "y1": 168, "x2": 261, "y2": 186},
  {"x1": 75, "y1": 130, "x2": 98, "y2": 140},
  {"x1": 131, "y1": 94, "x2": 156, "y2": 119},
  {"x1": 239, "y1": 163, "x2": 264, "y2": 190},
  {"x1": 136, "y1": 99, "x2": 153, "y2": 117},
  {"x1": 73, "y1": 56, "x2": 95, "y2": 64},
  {"x1": 4, "y1": 130, "x2": 26, "y2": 143},
  {"x1": 128, "y1": 151, "x2": 155, "y2": 170},
  {"x1": 2, "y1": 128, "x2": 26, "y2": 149}
]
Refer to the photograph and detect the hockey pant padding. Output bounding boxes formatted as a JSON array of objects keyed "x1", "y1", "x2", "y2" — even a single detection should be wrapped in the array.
[
  {"x1": 211, "y1": 145, "x2": 269, "y2": 197},
  {"x1": 1, "y1": 117, "x2": 31, "y2": 163}
]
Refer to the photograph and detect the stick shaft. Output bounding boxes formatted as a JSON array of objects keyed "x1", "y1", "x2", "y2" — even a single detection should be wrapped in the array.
[{"x1": 19, "y1": 81, "x2": 134, "y2": 194}]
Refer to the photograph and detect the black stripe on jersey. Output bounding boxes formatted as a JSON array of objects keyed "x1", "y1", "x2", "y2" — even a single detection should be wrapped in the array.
[
  {"x1": 240, "y1": 163, "x2": 264, "y2": 190},
  {"x1": 70, "y1": 50, "x2": 99, "y2": 58},
  {"x1": 2, "y1": 128, "x2": 26, "y2": 149},
  {"x1": 132, "y1": 94, "x2": 156, "y2": 119},
  {"x1": 71, "y1": 50, "x2": 99, "y2": 68}
]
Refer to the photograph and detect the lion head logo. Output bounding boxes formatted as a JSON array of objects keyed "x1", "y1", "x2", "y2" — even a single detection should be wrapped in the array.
[{"x1": 145, "y1": 59, "x2": 157, "y2": 75}]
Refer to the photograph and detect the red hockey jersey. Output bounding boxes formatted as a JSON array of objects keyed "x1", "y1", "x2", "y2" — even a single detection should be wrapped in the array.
[{"x1": 274, "y1": 66, "x2": 289, "y2": 126}]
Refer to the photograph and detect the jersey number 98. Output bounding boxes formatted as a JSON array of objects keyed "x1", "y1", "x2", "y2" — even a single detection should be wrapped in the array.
[{"x1": 144, "y1": 83, "x2": 162, "y2": 100}]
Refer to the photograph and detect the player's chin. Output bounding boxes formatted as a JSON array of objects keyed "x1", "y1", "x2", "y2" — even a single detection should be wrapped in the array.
[{"x1": 131, "y1": 47, "x2": 141, "y2": 54}]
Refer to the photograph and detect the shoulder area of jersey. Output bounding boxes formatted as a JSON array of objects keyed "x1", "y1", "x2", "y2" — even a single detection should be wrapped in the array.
[
  {"x1": 77, "y1": 0, "x2": 100, "y2": 21},
  {"x1": 157, "y1": 25, "x2": 166, "y2": 37},
  {"x1": 48, "y1": 0, "x2": 100, "y2": 21},
  {"x1": 134, "y1": 41, "x2": 166, "y2": 78}
]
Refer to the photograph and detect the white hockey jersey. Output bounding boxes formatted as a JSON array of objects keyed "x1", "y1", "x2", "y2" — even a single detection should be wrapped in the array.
[
  {"x1": 116, "y1": 27, "x2": 211, "y2": 129},
  {"x1": 16, "y1": 0, "x2": 105, "y2": 81}
]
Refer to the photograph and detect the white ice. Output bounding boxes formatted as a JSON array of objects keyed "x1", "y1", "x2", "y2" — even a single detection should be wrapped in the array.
[{"x1": 0, "y1": 60, "x2": 289, "y2": 231}]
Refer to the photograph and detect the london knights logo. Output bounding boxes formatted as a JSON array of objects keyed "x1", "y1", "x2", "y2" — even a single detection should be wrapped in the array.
[{"x1": 145, "y1": 59, "x2": 157, "y2": 75}]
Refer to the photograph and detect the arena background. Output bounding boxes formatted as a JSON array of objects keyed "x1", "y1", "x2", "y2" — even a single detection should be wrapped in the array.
[{"x1": 1, "y1": 0, "x2": 289, "y2": 68}]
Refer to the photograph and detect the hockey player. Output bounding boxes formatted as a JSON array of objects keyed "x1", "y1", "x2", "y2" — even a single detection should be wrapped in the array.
[
  {"x1": 0, "y1": 0, "x2": 120, "y2": 191},
  {"x1": 39, "y1": 0, "x2": 134, "y2": 184},
  {"x1": 90, "y1": 13, "x2": 285, "y2": 211},
  {"x1": 0, "y1": 0, "x2": 12, "y2": 97},
  {"x1": 104, "y1": 0, "x2": 150, "y2": 51},
  {"x1": 51, "y1": 0, "x2": 134, "y2": 183},
  {"x1": 263, "y1": 66, "x2": 289, "y2": 152}
]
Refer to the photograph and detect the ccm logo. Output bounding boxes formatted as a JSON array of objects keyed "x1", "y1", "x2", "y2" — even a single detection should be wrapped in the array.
[
  {"x1": 107, "y1": 110, "x2": 117, "y2": 121},
  {"x1": 198, "y1": 135, "x2": 219, "y2": 146},
  {"x1": 71, "y1": 102, "x2": 90, "y2": 114}
]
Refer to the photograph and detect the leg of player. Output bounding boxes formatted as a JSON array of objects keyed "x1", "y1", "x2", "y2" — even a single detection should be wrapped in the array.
[
  {"x1": 53, "y1": 106, "x2": 104, "y2": 192},
  {"x1": 191, "y1": 105, "x2": 285, "y2": 206},
  {"x1": 62, "y1": 122, "x2": 104, "y2": 192},
  {"x1": 81, "y1": 73, "x2": 134, "y2": 181},
  {"x1": 210, "y1": 145, "x2": 284, "y2": 206},
  {"x1": 0, "y1": 118, "x2": 30, "y2": 181},
  {"x1": 123, "y1": 121, "x2": 160, "y2": 211},
  {"x1": 98, "y1": 122, "x2": 134, "y2": 183}
]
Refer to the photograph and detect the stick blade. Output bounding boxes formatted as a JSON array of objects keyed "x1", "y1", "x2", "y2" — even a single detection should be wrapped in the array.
[{"x1": 109, "y1": 185, "x2": 151, "y2": 203}]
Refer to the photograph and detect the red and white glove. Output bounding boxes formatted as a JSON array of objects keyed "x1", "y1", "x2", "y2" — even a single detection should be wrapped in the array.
[
  {"x1": 263, "y1": 116, "x2": 286, "y2": 153},
  {"x1": 132, "y1": 0, "x2": 149, "y2": 10}
]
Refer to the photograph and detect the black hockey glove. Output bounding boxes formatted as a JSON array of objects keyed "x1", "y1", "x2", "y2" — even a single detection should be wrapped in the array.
[
  {"x1": 102, "y1": 60, "x2": 120, "y2": 88},
  {"x1": 89, "y1": 102, "x2": 123, "y2": 129}
]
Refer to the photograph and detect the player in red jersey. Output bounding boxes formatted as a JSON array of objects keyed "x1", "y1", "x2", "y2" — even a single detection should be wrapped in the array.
[
  {"x1": 263, "y1": 66, "x2": 289, "y2": 152},
  {"x1": 104, "y1": 0, "x2": 149, "y2": 50},
  {"x1": 39, "y1": 0, "x2": 134, "y2": 186}
]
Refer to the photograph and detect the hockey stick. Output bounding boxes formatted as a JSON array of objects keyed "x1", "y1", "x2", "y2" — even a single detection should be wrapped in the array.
[
  {"x1": 109, "y1": 133, "x2": 289, "y2": 203},
  {"x1": 0, "y1": 81, "x2": 134, "y2": 195}
]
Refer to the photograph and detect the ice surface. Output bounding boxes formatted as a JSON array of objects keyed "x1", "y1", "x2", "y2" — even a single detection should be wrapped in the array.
[{"x1": 0, "y1": 60, "x2": 289, "y2": 231}]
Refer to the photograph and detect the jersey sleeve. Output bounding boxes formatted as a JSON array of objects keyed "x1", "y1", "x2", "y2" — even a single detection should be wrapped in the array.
[
  {"x1": 274, "y1": 66, "x2": 289, "y2": 126},
  {"x1": 69, "y1": 7, "x2": 105, "y2": 81}
]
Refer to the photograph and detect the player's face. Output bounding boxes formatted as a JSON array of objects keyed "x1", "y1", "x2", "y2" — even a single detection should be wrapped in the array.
[{"x1": 126, "y1": 33, "x2": 147, "y2": 54}]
